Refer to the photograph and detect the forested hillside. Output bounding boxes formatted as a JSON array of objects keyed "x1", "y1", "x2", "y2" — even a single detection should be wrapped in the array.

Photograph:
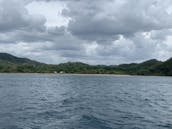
[{"x1": 0, "y1": 53, "x2": 171, "y2": 76}]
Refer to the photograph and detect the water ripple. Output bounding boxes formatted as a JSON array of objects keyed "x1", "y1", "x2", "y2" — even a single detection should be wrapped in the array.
[{"x1": 0, "y1": 74, "x2": 172, "y2": 129}]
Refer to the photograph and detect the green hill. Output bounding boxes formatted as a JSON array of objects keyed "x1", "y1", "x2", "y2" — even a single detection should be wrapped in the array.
[
  {"x1": 153, "y1": 58, "x2": 172, "y2": 76},
  {"x1": 0, "y1": 53, "x2": 42, "y2": 65},
  {"x1": 0, "y1": 53, "x2": 45, "y2": 73},
  {"x1": 0, "y1": 53, "x2": 171, "y2": 76}
]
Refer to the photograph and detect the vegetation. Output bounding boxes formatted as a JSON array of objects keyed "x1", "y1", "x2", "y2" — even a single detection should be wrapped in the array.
[{"x1": 0, "y1": 53, "x2": 172, "y2": 76}]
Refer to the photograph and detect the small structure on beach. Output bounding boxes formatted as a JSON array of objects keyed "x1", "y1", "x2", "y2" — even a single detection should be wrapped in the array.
[{"x1": 59, "y1": 71, "x2": 64, "y2": 74}]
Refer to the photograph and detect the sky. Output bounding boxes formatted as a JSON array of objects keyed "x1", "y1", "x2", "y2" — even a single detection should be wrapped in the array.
[{"x1": 0, "y1": 0, "x2": 172, "y2": 65}]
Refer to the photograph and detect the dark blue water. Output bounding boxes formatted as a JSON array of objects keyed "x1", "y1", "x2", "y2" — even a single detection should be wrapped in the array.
[{"x1": 0, "y1": 74, "x2": 172, "y2": 129}]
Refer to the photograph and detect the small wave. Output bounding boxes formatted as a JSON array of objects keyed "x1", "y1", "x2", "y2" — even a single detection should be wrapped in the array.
[
  {"x1": 61, "y1": 96, "x2": 81, "y2": 106},
  {"x1": 157, "y1": 123, "x2": 172, "y2": 128},
  {"x1": 1, "y1": 125, "x2": 23, "y2": 129},
  {"x1": 79, "y1": 114, "x2": 113, "y2": 129},
  {"x1": 36, "y1": 110, "x2": 68, "y2": 119}
]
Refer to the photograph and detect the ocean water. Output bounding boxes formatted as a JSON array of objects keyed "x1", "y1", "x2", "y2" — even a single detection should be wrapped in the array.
[{"x1": 0, "y1": 74, "x2": 172, "y2": 129}]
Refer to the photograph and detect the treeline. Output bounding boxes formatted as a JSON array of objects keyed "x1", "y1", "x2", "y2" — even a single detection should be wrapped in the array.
[{"x1": 0, "y1": 53, "x2": 172, "y2": 76}]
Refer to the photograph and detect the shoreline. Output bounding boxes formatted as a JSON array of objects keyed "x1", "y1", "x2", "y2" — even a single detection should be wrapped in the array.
[
  {"x1": 0, "y1": 72, "x2": 130, "y2": 76},
  {"x1": 0, "y1": 73, "x2": 171, "y2": 77}
]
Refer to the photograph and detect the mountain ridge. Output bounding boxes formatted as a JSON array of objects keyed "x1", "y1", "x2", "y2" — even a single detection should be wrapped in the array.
[
  {"x1": 0, "y1": 53, "x2": 43, "y2": 65},
  {"x1": 0, "y1": 53, "x2": 171, "y2": 76}
]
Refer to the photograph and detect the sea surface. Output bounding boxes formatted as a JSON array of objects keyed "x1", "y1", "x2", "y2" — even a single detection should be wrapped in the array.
[{"x1": 0, "y1": 74, "x2": 172, "y2": 129}]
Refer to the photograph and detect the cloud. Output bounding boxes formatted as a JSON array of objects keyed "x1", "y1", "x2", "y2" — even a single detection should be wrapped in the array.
[
  {"x1": 0, "y1": 0, "x2": 172, "y2": 64},
  {"x1": 26, "y1": 1, "x2": 69, "y2": 27},
  {"x1": 0, "y1": 0, "x2": 46, "y2": 32},
  {"x1": 64, "y1": 0, "x2": 172, "y2": 43}
]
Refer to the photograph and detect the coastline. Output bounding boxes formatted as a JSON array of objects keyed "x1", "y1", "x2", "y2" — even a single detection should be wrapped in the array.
[
  {"x1": 0, "y1": 72, "x2": 130, "y2": 76},
  {"x1": 0, "y1": 73, "x2": 171, "y2": 77}
]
